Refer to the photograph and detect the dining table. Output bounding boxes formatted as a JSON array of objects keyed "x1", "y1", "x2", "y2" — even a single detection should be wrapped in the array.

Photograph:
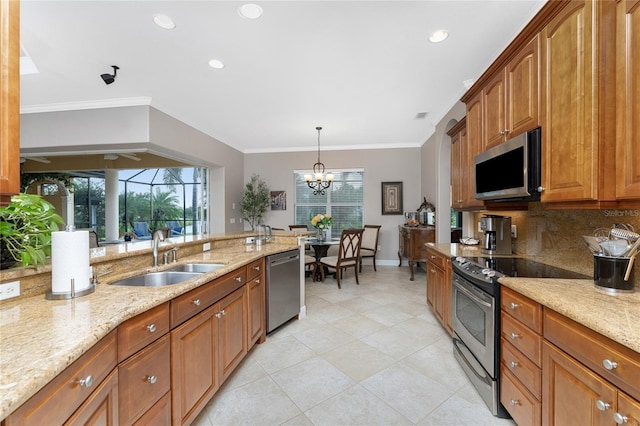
[{"x1": 307, "y1": 237, "x2": 340, "y2": 281}]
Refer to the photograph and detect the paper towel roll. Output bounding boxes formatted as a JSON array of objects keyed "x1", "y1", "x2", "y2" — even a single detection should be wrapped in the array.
[{"x1": 52, "y1": 230, "x2": 90, "y2": 294}]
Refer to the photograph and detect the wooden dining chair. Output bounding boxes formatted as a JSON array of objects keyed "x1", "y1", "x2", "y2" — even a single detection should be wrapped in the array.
[
  {"x1": 359, "y1": 225, "x2": 381, "y2": 272},
  {"x1": 319, "y1": 228, "x2": 364, "y2": 288}
]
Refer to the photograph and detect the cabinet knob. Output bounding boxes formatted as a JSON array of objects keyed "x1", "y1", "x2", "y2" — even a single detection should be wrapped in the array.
[
  {"x1": 192, "y1": 299, "x2": 201, "y2": 306},
  {"x1": 215, "y1": 309, "x2": 226, "y2": 319},
  {"x1": 146, "y1": 375, "x2": 157, "y2": 384},
  {"x1": 510, "y1": 361, "x2": 519, "y2": 368},
  {"x1": 537, "y1": 186, "x2": 545, "y2": 192},
  {"x1": 510, "y1": 332, "x2": 520, "y2": 340},
  {"x1": 253, "y1": 266, "x2": 260, "y2": 271},
  {"x1": 596, "y1": 400, "x2": 611, "y2": 411},
  {"x1": 235, "y1": 277, "x2": 242, "y2": 282},
  {"x1": 603, "y1": 359, "x2": 618, "y2": 370},
  {"x1": 146, "y1": 324, "x2": 156, "y2": 333},
  {"x1": 220, "y1": 309, "x2": 226, "y2": 316},
  {"x1": 509, "y1": 399, "x2": 520, "y2": 406},
  {"x1": 613, "y1": 412, "x2": 629, "y2": 424},
  {"x1": 509, "y1": 302, "x2": 519, "y2": 310},
  {"x1": 255, "y1": 278, "x2": 260, "y2": 284},
  {"x1": 77, "y1": 375, "x2": 93, "y2": 388}
]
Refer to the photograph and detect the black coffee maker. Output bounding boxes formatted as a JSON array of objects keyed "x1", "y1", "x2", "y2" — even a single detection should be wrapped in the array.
[{"x1": 480, "y1": 215, "x2": 512, "y2": 255}]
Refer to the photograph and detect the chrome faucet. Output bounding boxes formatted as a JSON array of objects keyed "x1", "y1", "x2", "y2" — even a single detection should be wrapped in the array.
[{"x1": 152, "y1": 230, "x2": 165, "y2": 267}]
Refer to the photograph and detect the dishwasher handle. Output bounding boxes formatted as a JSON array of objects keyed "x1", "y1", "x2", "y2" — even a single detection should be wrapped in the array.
[{"x1": 270, "y1": 253, "x2": 300, "y2": 267}]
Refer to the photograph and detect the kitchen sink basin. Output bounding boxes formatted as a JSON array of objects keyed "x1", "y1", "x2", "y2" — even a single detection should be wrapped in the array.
[
  {"x1": 111, "y1": 271, "x2": 201, "y2": 287},
  {"x1": 168, "y1": 263, "x2": 225, "y2": 273}
]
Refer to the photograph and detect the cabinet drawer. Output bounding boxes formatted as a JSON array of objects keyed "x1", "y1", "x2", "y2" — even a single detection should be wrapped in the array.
[
  {"x1": 5, "y1": 330, "x2": 117, "y2": 426},
  {"x1": 502, "y1": 311, "x2": 542, "y2": 366},
  {"x1": 544, "y1": 308, "x2": 640, "y2": 402},
  {"x1": 426, "y1": 248, "x2": 446, "y2": 269},
  {"x1": 171, "y1": 270, "x2": 246, "y2": 328},
  {"x1": 118, "y1": 303, "x2": 169, "y2": 362},
  {"x1": 501, "y1": 367, "x2": 541, "y2": 426},
  {"x1": 501, "y1": 287, "x2": 542, "y2": 333},
  {"x1": 133, "y1": 392, "x2": 171, "y2": 426},
  {"x1": 118, "y1": 334, "x2": 171, "y2": 425},
  {"x1": 246, "y1": 258, "x2": 263, "y2": 281},
  {"x1": 501, "y1": 338, "x2": 542, "y2": 400}
]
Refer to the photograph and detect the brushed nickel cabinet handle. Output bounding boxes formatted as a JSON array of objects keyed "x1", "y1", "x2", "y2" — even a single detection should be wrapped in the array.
[
  {"x1": 77, "y1": 375, "x2": 93, "y2": 388},
  {"x1": 147, "y1": 324, "x2": 156, "y2": 333}
]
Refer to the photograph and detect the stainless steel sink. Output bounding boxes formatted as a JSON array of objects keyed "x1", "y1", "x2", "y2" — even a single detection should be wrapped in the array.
[
  {"x1": 112, "y1": 271, "x2": 201, "y2": 287},
  {"x1": 168, "y1": 263, "x2": 225, "y2": 273}
]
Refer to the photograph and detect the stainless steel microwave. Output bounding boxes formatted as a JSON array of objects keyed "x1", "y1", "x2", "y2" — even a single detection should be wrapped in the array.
[{"x1": 474, "y1": 127, "x2": 542, "y2": 202}]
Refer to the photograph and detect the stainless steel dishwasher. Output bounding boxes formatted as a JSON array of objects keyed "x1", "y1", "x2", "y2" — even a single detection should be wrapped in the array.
[{"x1": 266, "y1": 249, "x2": 301, "y2": 333}]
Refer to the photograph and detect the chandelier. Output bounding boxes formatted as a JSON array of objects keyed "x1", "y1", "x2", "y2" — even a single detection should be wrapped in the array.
[{"x1": 304, "y1": 126, "x2": 334, "y2": 195}]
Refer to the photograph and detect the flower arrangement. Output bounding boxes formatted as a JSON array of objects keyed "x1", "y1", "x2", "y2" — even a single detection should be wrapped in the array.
[{"x1": 311, "y1": 213, "x2": 333, "y2": 229}]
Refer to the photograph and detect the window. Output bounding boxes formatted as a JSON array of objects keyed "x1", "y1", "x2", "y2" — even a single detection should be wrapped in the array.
[{"x1": 294, "y1": 170, "x2": 364, "y2": 239}]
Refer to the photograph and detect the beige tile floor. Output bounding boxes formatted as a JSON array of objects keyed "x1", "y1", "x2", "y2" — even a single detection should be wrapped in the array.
[{"x1": 193, "y1": 265, "x2": 517, "y2": 425}]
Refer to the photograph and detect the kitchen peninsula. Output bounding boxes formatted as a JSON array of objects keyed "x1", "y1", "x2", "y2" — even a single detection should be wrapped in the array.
[{"x1": 0, "y1": 232, "x2": 302, "y2": 423}]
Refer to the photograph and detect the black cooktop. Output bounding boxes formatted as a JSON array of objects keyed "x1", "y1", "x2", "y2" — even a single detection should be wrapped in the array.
[{"x1": 467, "y1": 256, "x2": 590, "y2": 280}]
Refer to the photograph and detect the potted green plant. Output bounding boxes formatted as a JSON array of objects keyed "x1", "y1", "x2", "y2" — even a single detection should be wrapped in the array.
[
  {"x1": 0, "y1": 194, "x2": 64, "y2": 269},
  {"x1": 239, "y1": 174, "x2": 270, "y2": 231}
]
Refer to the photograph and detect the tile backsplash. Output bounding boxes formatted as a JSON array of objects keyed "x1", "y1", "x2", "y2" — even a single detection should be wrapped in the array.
[{"x1": 473, "y1": 203, "x2": 640, "y2": 286}]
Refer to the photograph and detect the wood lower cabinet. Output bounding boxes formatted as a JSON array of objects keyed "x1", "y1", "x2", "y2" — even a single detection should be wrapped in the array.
[
  {"x1": 501, "y1": 287, "x2": 640, "y2": 426},
  {"x1": 171, "y1": 304, "x2": 219, "y2": 426},
  {"x1": 64, "y1": 369, "x2": 118, "y2": 426},
  {"x1": 171, "y1": 284, "x2": 247, "y2": 425},
  {"x1": 616, "y1": 0, "x2": 640, "y2": 200},
  {"x1": 246, "y1": 259, "x2": 266, "y2": 348},
  {"x1": 425, "y1": 247, "x2": 452, "y2": 335},
  {"x1": 4, "y1": 331, "x2": 118, "y2": 426},
  {"x1": 500, "y1": 287, "x2": 543, "y2": 425},
  {"x1": 398, "y1": 225, "x2": 435, "y2": 281},
  {"x1": 118, "y1": 334, "x2": 171, "y2": 425},
  {"x1": 543, "y1": 341, "x2": 616, "y2": 426}
]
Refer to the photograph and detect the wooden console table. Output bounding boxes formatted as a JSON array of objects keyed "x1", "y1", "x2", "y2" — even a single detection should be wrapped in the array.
[{"x1": 398, "y1": 225, "x2": 435, "y2": 281}]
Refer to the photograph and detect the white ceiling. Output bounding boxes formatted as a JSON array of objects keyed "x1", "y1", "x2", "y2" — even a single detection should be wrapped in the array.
[{"x1": 19, "y1": 0, "x2": 546, "y2": 154}]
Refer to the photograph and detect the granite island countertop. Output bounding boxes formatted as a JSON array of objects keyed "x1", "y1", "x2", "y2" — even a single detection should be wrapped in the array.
[
  {"x1": 427, "y1": 242, "x2": 640, "y2": 354},
  {"x1": 0, "y1": 242, "x2": 299, "y2": 421}
]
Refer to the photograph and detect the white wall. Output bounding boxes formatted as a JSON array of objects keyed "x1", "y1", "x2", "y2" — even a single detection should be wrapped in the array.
[
  {"x1": 244, "y1": 148, "x2": 422, "y2": 264},
  {"x1": 20, "y1": 106, "x2": 246, "y2": 233},
  {"x1": 420, "y1": 101, "x2": 466, "y2": 243}
]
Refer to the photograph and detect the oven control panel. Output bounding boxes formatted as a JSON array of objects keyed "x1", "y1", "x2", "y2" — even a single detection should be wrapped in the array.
[{"x1": 453, "y1": 256, "x2": 505, "y2": 283}]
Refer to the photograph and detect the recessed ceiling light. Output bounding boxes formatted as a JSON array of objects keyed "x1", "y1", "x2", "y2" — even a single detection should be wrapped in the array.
[
  {"x1": 153, "y1": 14, "x2": 176, "y2": 30},
  {"x1": 208, "y1": 59, "x2": 225, "y2": 69},
  {"x1": 238, "y1": 4, "x2": 263, "y2": 19},
  {"x1": 429, "y1": 30, "x2": 448, "y2": 43}
]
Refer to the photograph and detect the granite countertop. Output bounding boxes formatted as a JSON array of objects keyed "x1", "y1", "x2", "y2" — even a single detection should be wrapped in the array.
[
  {"x1": 0, "y1": 242, "x2": 298, "y2": 421},
  {"x1": 427, "y1": 242, "x2": 640, "y2": 354}
]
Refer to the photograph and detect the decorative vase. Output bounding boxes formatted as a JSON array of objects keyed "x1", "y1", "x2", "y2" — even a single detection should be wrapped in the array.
[{"x1": 316, "y1": 228, "x2": 325, "y2": 241}]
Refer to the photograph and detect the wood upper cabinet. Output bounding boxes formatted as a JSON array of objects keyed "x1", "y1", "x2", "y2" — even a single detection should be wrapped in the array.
[
  {"x1": 461, "y1": 93, "x2": 485, "y2": 209},
  {"x1": 540, "y1": 0, "x2": 617, "y2": 205},
  {"x1": 482, "y1": 34, "x2": 539, "y2": 151},
  {"x1": 0, "y1": 0, "x2": 20, "y2": 204},
  {"x1": 616, "y1": 0, "x2": 640, "y2": 200},
  {"x1": 448, "y1": 118, "x2": 465, "y2": 210},
  {"x1": 483, "y1": 69, "x2": 508, "y2": 149},
  {"x1": 507, "y1": 34, "x2": 540, "y2": 139}
]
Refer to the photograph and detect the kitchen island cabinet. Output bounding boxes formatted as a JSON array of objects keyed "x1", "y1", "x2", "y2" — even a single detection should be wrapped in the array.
[{"x1": 3, "y1": 331, "x2": 118, "y2": 426}]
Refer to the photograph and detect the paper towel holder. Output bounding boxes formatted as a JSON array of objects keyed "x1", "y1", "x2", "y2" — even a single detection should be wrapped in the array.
[{"x1": 46, "y1": 278, "x2": 96, "y2": 300}]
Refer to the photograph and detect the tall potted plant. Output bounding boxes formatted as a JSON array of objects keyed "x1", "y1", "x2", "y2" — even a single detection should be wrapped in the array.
[
  {"x1": 0, "y1": 194, "x2": 64, "y2": 269},
  {"x1": 240, "y1": 174, "x2": 270, "y2": 231}
]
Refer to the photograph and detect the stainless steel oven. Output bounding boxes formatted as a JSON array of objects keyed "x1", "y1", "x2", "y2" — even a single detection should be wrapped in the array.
[{"x1": 452, "y1": 272, "x2": 496, "y2": 376}]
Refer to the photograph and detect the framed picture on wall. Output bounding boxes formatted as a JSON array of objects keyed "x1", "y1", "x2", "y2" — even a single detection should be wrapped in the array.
[
  {"x1": 381, "y1": 182, "x2": 403, "y2": 215},
  {"x1": 270, "y1": 190, "x2": 286, "y2": 210}
]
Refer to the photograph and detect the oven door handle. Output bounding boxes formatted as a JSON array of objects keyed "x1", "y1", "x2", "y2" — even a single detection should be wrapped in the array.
[{"x1": 453, "y1": 280, "x2": 492, "y2": 308}]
